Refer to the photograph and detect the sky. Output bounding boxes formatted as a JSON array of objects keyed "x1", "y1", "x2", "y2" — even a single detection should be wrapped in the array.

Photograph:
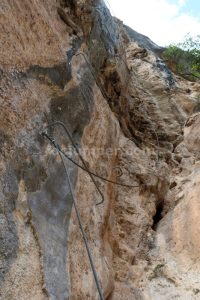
[{"x1": 106, "y1": 0, "x2": 200, "y2": 46}]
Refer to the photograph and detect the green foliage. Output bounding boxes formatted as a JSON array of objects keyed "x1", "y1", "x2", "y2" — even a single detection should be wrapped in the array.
[{"x1": 163, "y1": 34, "x2": 200, "y2": 79}]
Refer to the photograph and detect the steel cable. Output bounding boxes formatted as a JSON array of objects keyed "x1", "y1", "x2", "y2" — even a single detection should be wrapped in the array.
[
  {"x1": 57, "y1": 148, "x2": 104, "y2": 300},
  {"x1": 43, "y1": 121, "x2": 105, "y2": 205},
  {"x1": 41, "y1": 131, "x2": 139, "y2": 189},
  {"x1": 75, "y1": 52, "x2": 111, "y2": 102}
]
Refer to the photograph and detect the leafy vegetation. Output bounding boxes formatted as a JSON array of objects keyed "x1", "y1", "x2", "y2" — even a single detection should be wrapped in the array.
[{"x1": 163, "y1": 34, "x2": 200, "y2": 80}]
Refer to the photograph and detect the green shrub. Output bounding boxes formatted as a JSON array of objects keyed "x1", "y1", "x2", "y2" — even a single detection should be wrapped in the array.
[{"x1": 163, "y1": 34, "x2": 200, "y2": 80}]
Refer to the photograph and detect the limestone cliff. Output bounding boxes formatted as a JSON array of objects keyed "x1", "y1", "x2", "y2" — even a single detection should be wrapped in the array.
[{"x1": 0, "y1": 1, "x2": 200, "y2": 299}]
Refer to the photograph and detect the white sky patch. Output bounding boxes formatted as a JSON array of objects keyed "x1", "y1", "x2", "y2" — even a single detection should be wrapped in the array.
[
  {"x1": 107, "y1": 0, "x2": 200, "y2": 46},
  {"x1": 178, "y1": 0, "x2": 186, "y2": 7}
]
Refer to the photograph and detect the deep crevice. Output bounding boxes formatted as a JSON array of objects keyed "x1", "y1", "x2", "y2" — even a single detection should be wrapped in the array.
[{"x1": 152, "y1": 202, "x2": 164, "y2": 230}]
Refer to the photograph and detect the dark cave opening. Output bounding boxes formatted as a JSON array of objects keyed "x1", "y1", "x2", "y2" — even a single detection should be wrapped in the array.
[{"x1": 152, "y1": 202, "x2": 164, "y2": 230}]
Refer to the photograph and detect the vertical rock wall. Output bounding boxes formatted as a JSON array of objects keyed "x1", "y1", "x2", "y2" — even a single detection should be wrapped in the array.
[{"x1": 0, "y1": 0, "x2": 200, "y2": 299}]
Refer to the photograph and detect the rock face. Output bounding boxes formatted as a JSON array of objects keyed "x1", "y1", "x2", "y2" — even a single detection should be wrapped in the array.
[{"x1": 0, "y1": 0, "x2": 200, "y2": 299}]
